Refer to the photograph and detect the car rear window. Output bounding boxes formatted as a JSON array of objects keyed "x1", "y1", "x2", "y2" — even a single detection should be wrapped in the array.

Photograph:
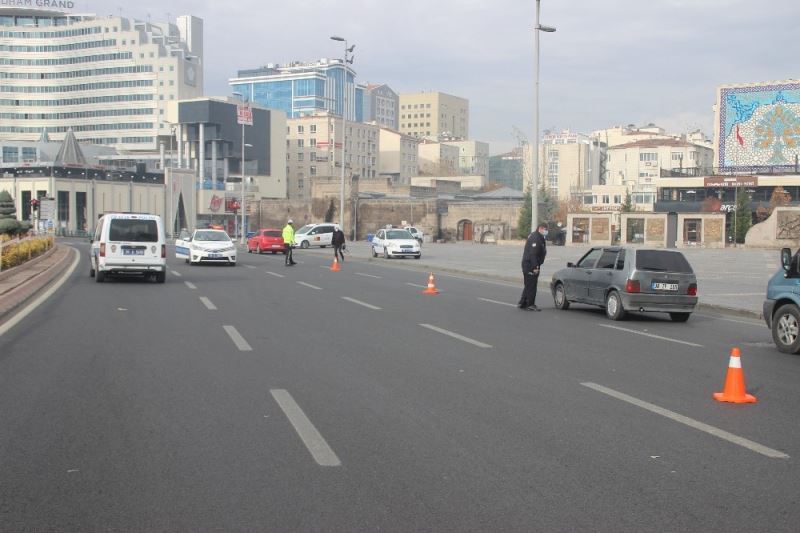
[
  {"x1": 636, "y1": 250, "x2": 693, "y2": 273},
  {"x1": 264, "y1": 230, "x2": 281, "y2": 237},
  {"x1": 108, "y1": 219, "x2": 158, "y2": 242}
]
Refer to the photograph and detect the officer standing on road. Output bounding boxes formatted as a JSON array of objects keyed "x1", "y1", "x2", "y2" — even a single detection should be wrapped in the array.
[
  {"x1": 282, "y1": 219, "x2": 297, "y2": 266},
  {"x1": 518, "y1": 222, "x2": 548, "y2": 311},
  {"x1": 332, "y1": 224, "x2": 345, "y2": 262}
]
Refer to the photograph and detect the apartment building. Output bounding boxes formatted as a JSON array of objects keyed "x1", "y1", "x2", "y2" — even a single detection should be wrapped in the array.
[
  {"x1": 286, "y1": 113, "x2": 379, "y2": 199},
  {"x1": 398, "y1": 91, "x2": 469, "y2": 140},
  {"x1": 442, "y1": 140, "x2": 489, "y2": 177},
  {"x1": 0, "y1": 6, "x2": 203, "y2": 152},
  {"x1": 363, "y1": 84, "x2": 399, "y2": 130},
  {"x1": 529, "y1": 130, "x2": 605, "y2": 200},
  {"x1": 378, "y1": 128, "x2": 419, "y2": 185},
  {"x1": 418, "y1": 141, "x2": 459, "y2": 176}
]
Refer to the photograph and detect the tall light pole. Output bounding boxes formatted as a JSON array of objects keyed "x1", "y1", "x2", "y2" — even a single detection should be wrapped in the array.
[
  {"x1": 532, "y1": 0, "x2": 556, "y2": 232},
  {"x1": 331, "y1": 35, "x2": 355, "y2": 237},
  {"x1": 233, "y1": 92, "x2": 252, "y2": 244},
  {"x1": 169, "y1": 126, "x2": 175, "y2": 236}
]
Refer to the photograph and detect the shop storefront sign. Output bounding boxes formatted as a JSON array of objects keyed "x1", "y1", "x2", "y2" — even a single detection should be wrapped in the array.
[{"x1": 703, "y1": 176, "x2": 759, "y2": 188}]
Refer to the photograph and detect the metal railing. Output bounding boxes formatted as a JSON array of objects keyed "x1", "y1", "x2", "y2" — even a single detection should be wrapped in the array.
[{"x1": 661, "y1": 165, "x2": 800, "y2": 178}]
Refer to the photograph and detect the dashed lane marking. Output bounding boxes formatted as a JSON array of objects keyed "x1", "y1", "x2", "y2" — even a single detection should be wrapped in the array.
[
  {"x1": 581, "y1": 382, "x2": 789, "y2": 459},
  {"x1": 266, "y1": 271, "x2": 285, "y2": 278},
  {"x1": 341, "y1": 296, "x2": 381, "y2": 310},
  {"x1": 199, "y1": 297, "x2": 217, "y2": 310},
  {"x1": 478, "y1": 297, "x2": 517, "y2": 308},
  {"x1": 223, "y1": 325, "x2": 252, "y2": 351},
  {"x1": 598, "y1": 323, "x2": 703, "y2": 348},
  {"x1": 297, "y1": 281, "x2": 322, "y2": 290},
  {"x1": 356, "y1": 272, "x2": 381, "y2": 279},
  {"x1": 418, "y1": 323, "x2": 492, "y2": 348},
  {"x1": 171, "y1": 270, "x2": 182, "y2": 277},
  {"x1": 244, "y1": 265, "x2": 256, "y2": 269},
  {"x1": 406, "y1": 283, "x2": 428, "y2": 289},
  {"x1": 184, "y1": 281, "x2": 197, "y2": 290},
  {"x1": 271, "y1": 389, "x2": 341, "y2": 467}
]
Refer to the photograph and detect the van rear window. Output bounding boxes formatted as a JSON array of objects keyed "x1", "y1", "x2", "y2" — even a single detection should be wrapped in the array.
[
  {"x1": 636, "y1": 250, "x2": 693, "y2": 273},
  {"x1": 109, "y1": 219, "x2": 159, "y2": 242}
]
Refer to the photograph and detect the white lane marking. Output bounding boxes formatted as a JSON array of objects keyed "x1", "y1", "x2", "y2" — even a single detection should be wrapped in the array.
[
  {"x1": 199, "y1": 297, "x2": 217, "y2": 310},
  {"x1": 478, "y1": 297, "x2": 517, "y2": 308},
  {"x1": 695, "y1": 314, "x2": 764, "y2": 327},
  {"x1": 223, "y1": 325, "x2": 252, "y2": 351},
  {"x1": 356, "y1": 272, "x2": 381, "y2": 279},
  {"x1": 0, "y1": 247, "x2": 79, "y2": 338},
  {"x1": 297, "y1": 281, "x2": 322, "y2": 290},
  {"x1": 581, "y1": 382, "x2": 789, "y2": 459},
  {"x1": 341, "y1": 296, "x2": 381, "y2": 310},
  {"x1": 266, "y1": 271, "x2": 285, "y2": 278},
  {"x1": 171, "y1": 270, "x2": 182, "y2": 277},
  {"x1": 714, "y1": 292, "x2": 763, "y2": 297},
  {"x1": 598, "y1": 324, "x2": 703, "y2": 348},
  {"x1": 406, "y1": 282, "x2": 428, "y2": 289},
  {"x1": 270, "y1": 389, "x2": 341, "y2": 467},
  {"x1": 184, "y1": 281, "x2": 197, "y2": 290},
  {"x1": 244, "y1": 265, "x2": 256, "y2": 269},
  {"x1": 418, "y1": 323, "x2": 492, "y2": 348}
]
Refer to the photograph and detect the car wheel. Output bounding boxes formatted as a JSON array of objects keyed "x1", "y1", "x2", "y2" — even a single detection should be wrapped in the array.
[
  {"x1": 256, "y1": 244, "x2": 262, "y2": 254},
  {"x1": 605, "y1": 290, "x2": 626, "y2": 320},
  {"x1": 300, "y1": 241, "x2": 309, "y2": 249},
  {"x1": 185, "y1": 258, "x2": 190, "y2": 264},
  {"x1": 95, "y1": 270, "x2": 105, "y2": 283},
  {"x1": 90, "y1": 261, "x2": 95, "y2": 278},
  {"x1": 383, "y1": 247, "x2": 389, "y2": 259},
  {"x1": 669, "y1": 312, "x2": 691, "y2": 322},
  {"x1": 371, "y1": 246, "x2": 377, "y2": 258},
  {"x1": 553, "y1": 282, "x2": 570, "y2": 310},
  {"x1": 321, "y1": 245, "x2": 326, "y2": 248},
  {"x1": 155, "y1": 271, "x2": 166, "y2": 283},
  {"x1": 414, "y1": 254, "x2": 421, "y2": 260},
  {"x1": 247, "y1": 247, "x2": 252, "y2": 254},
  {"x1": 772, "y1": 304, "x2": 800, "y2": 354}
]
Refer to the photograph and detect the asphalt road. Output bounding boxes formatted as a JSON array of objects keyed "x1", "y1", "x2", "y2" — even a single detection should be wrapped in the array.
[{"x1": 1, "y1": 240, "x2": 798, "y2": 532}]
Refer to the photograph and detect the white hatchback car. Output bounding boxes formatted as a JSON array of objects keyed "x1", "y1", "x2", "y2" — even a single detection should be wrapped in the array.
[
  {"x1": 293, "y1": 223, "x2": 336, "y2": 248},
  {"x1": 176, "y1": 229, "x2": 237, "y2": 265},
  {"x1": 371, "y1": 228, "x2": 421, "y2": 259}
]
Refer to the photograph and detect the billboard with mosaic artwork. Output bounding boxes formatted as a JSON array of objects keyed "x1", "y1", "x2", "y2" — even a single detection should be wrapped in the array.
[{"x1": 715, "y1": 80, "x2": 800, "y2": 172}]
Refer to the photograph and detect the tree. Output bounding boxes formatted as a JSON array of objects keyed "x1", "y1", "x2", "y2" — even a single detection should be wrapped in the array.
[
  {"x1": 538, "y1": 183, "x2": 557, "y2": 225},
  {"x1": 517, "y1": 191, "x2": 532, "y2": 237},
  {"x1": 734, "y1": 187, "x2": 752, "y2": 244},
  {"x1": 324, "y1": 198, "x2": 336, "y2": 223},
  {"x1": 0, "y1": 190, "x2": 20, "y2": 236},
  {"x1": 620, "y1": 190, "x2": 634, "y2": 213},
  {"x1": 553, "y1": 196, "x2": 585, "y2": 228}
]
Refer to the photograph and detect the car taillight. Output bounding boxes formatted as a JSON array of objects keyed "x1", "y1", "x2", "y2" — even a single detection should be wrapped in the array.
[
  {"x1": 161, "y1": 244, "x2": 166, "y2": 258},
  {"x1": 625, "y1": 279, "x2": 640, "y2": 293},
  {"x1": 99, "y1": 243, "x2": 106, "y2": 257},
  {"x1": 687, "y1": 283, "x2": 697, "y2": 296}
]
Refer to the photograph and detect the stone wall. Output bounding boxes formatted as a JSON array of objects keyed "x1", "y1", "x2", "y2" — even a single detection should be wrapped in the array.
[
  {"x1": 746, "y1": 207, "x2": 800, "y2": 248},
  {"x1": 566, "y1": 214, "x2": 612, "y2": 246}
]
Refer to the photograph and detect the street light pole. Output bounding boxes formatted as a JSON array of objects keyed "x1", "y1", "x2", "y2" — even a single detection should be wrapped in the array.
[
  {"x1": 169, "y1": 126, "x2": 175, "y2": 237},
  {"x1": 532, "y1": 0, "x2": 556, "y2": 232},
  {"x1": 331, "y1": 35, "x2": 355, "y2": 237}
]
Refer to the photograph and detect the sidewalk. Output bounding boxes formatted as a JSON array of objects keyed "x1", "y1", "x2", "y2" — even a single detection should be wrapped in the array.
[{"x1": 0, "y1": 244, "x2": 74, "y2": 322}]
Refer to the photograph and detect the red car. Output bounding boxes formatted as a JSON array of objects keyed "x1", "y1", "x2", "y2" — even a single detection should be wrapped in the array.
[{"x1": 247, "y1": 228, "x2": 285, "y2": 254}]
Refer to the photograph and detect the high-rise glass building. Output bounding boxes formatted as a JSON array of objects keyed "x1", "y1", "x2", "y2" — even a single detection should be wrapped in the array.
[
  {"x1": 229, "y1": 59, "x2": 362, "y2": 122},
  {"x1": 0, "y1": 6, "x2": 203, "y2": 152}
]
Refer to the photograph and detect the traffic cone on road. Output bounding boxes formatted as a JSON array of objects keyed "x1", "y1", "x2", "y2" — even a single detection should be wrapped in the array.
[
  {"x1": 422, "y1": 272, "x2": 439, "y2": 295},
  {"x1": 330, "y1": 257, "x2": 341, "y2": 272},
  {"x1": 713, "y1": 347, "x2": 757, "y2": 404}
]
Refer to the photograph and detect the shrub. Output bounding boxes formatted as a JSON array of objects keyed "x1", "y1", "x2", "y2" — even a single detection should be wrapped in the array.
[{"x1": 0, "y1": 236, "x2": 54, "y2": 270}]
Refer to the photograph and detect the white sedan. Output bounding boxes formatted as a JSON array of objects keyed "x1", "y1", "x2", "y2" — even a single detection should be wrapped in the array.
[
  {"x1": 371, "y1": 228, "x2": 421, "y2": 259},
  {"x1": 175, "y1": 229, "x2": 237, "y2": 265}
]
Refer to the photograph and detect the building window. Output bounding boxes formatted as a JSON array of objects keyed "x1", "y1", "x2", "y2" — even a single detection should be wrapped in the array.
[
  {"x1": 310, "y1": 139, "x2": 316, "y2": 147},
  {"x1": 2, "y1": 146, "x2": 19, "y2": 163},
  {"x1": 671, "y1": 152, "x2": 683, "y2": 161},
  {"x1": 298, "y1": 125, "x2": 304, "y2": 134},
  {"x1": 627, "y1": 218, "x2": 645, "y2": 244},
  {"x1": 640, "y1": 152, "x2": 658, "y2": 162},
  {"x1": 297, "y1": 139, "x2": 304, "y2": 148},
  {"x1": 310, "y1": 125, "x2": 316, "y2": 134},
  {"x1": 310, "y1": 166, "x2": 316, "y2": 175},
  {"x1": 297, "y1": 153, "x2": 304, "y2": 161}
]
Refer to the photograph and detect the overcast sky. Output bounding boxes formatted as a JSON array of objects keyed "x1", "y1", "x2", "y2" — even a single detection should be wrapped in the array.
[{"x1": 85, "y1": 0, "x2": 798, "y2": 154}]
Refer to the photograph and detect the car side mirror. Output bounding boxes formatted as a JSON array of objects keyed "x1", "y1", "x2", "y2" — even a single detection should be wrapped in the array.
[{"x1": 567, "y1": 262, "x2": 575, "y2": 268}]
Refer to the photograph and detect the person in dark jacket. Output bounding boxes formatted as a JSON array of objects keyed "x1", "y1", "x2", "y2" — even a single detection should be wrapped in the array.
[
  {"x1": 332, "y1": 224, "x2": 345, "y2": 262},
  {"x1": 518, "y1": 223, "x2": 548, "y2": 311}
]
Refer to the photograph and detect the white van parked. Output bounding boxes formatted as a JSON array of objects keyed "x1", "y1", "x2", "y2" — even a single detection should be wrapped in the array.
[
  {"x1": 293, "y1": 223, "x2": 336, "y2": 248},
  {"x1": 90, "y1": 213, "x2": 166, "y2": 283}
]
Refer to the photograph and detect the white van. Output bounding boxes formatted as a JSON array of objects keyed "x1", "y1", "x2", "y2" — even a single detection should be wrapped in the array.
[
  {"x1": 293, "y1": 223, "x2": 336, "y2": 248},
  {"x1": 90, "y1": 213, "x2": 166, "y2": 283}
]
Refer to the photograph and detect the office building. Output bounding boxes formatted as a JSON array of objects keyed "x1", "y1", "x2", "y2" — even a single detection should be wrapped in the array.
[
  {"x1": 363, "y1": 84, "x2": 399, "y2": 130},
  {"x1": 0, "y1": 5, "x2": 203, "y2": 152},
  {"x1": 398, "y1": 91, "x2": 469, "y2": 140},
  {"x1": 378, "y1": 128, "x2": 419, "y2": 185},
  {"x1": 442, "y1": 140, "x2": 489, "y2": 177},
  {"x1": 229, "y1": 59, "x2": 362, "y2": 122}
]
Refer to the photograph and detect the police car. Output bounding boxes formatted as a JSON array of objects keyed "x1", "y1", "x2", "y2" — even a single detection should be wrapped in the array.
[{"x1": 175, "y1": 229, "x2": 237, "y2": 265}]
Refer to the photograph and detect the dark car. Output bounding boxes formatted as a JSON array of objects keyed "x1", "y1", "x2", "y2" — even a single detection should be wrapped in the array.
[{"x1": 550, "y1": 246, "x2": 698, "y2": 322}]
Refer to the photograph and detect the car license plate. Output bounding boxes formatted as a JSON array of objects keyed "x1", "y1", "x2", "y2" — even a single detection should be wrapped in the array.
[
  {"x1": 209, "y1": 253, "x2": 221, "y2": 258},
  {"x1": 123, "y1": 249, "x2": 144, "y2": 256},
  {"x1": 652, "y1": 282, "x2": 678, "y2": 291}
]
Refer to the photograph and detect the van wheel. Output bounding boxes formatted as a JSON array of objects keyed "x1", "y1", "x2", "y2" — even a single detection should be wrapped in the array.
[
  {"x1": 553, "y1": 282, "x2": 570, "y2": 310},
  {"x1": 96, "y1": 270, "x2": 105, "y2": 283},
  {"x1": 371, "y1": 247, "x2": 377, "y2": 258},
  {"x1": 669, "y1": 312, "x2": 691, "y2": 322},
  {"x1": 300, "y1": 241, "x2": 309, "y2": 249},
  {"x1": 605, "y1": 290, "x2": 625, "y2": 320},
  {"x1": 772, "y1": 304, "x2": 800, "y2": 354},
  {"x1": 155, "y1": 271, "x2": 166, "y2": 283},
  {"x1": 90, "y1": 264, "x2": 95, "y2": 278}
]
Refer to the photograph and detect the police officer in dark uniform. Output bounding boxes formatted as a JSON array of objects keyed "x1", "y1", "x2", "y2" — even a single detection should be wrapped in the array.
[{"x1": 518, "y1": 223, "x2": 548, "y2": 311}]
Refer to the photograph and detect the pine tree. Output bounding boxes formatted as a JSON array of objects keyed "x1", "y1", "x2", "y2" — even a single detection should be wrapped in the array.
[
  {"x1": 621, "y1": 191, "x2": 634, "y2": 213},
  {"x1": 734, "y1": 187, "x2": 752, "y2": 244},
  {"x1": 0, "y1": 190, "x2": 21, "y2": 236},
  {"x1": 517, "y1": 191, "x2": 532, "y2": 238}
]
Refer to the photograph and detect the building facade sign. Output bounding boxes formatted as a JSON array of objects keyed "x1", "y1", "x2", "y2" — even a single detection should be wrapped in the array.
[
  {"x1": 0, "y1": 0, "x2": 77, "y2": 8},
  {"x1": 703, "y1": 176, "x2": 759, "y2": 188},
  {"x1": 590, "y1": 205, "x2": 622, "y2": 213}
]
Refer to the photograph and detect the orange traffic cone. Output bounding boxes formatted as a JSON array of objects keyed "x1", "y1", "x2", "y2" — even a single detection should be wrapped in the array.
[
  {"x1": 330, "y1": 257, "x2": 341, "y2": 272},
  {"x1": 713, "y1": 347, "x2": 757, "y2": 404},
  {"x1": 422, "y1": 272, "x2": 439, "y2": 295}
]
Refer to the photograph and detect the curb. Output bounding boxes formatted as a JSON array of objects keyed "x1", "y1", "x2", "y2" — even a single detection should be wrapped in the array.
[{"x1": 0, "y1": 245, "x2": 74, "y2": 323}]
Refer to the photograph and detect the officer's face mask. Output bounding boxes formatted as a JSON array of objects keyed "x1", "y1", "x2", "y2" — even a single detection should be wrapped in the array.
[{"x1": 541, "y1": 230, "x2": 549, "y2": 238}]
